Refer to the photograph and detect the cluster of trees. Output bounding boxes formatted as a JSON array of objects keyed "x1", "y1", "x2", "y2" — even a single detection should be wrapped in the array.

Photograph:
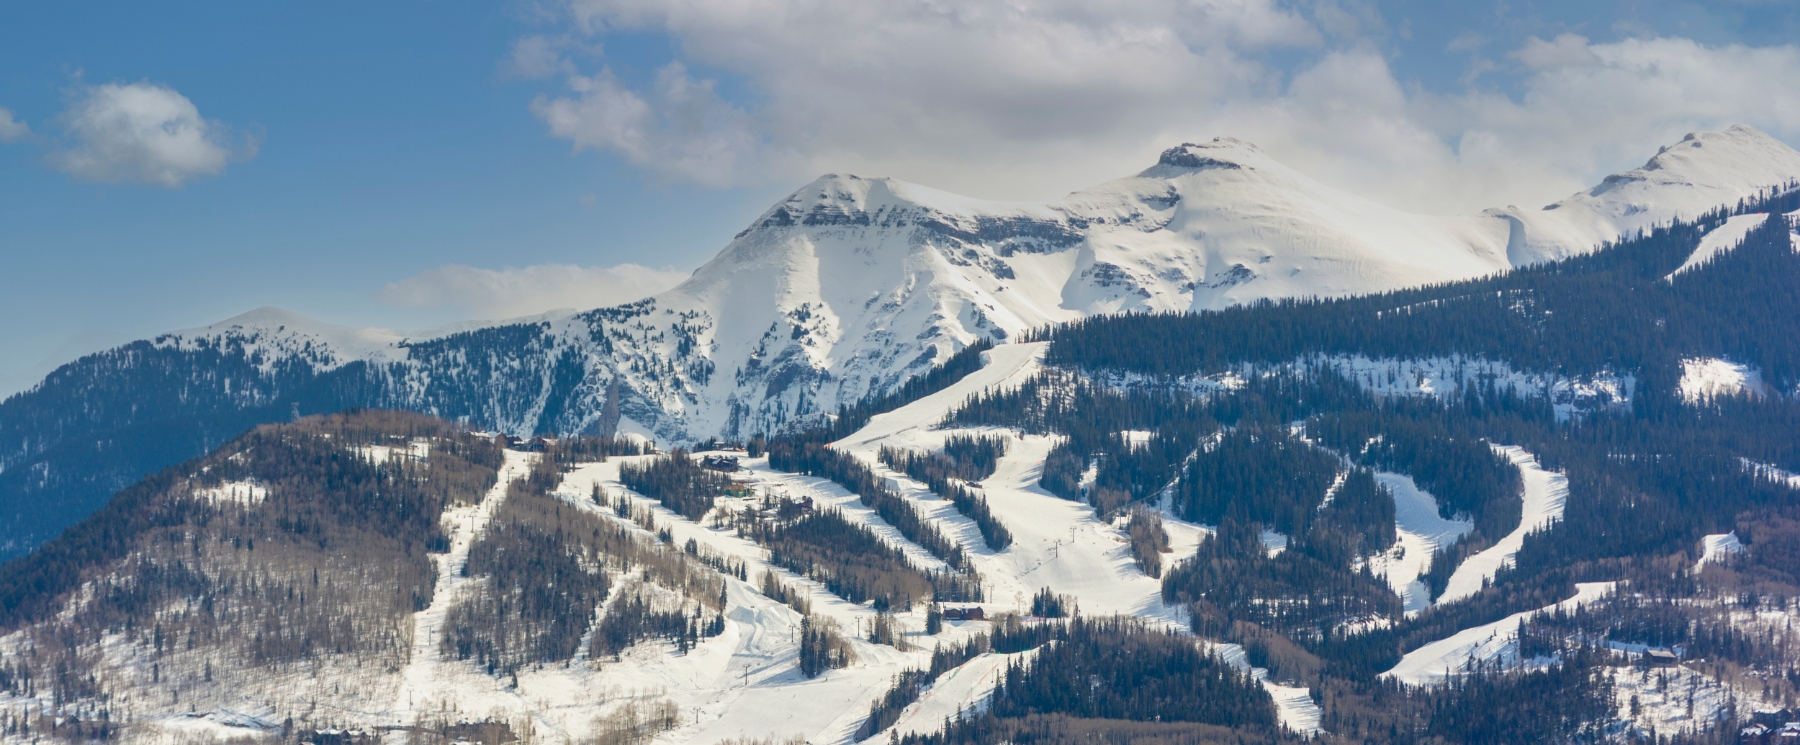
[
  {"x1": 1165, "y1": 519, "x2": 1401, "y2": 640},
  {"x1": 1126, "y1": 508, "x2": 1170, "y2": 578},
  {"x1": 987, "y1": 617, "x2": 1275, "y2": 728},
  {"x1": 879, "y1": 445, "x2": 1014, "y2": 550},
  {"x1": 618, "y1": 450, "x2": 732, "y2": 521},
  {"x1": 797, "y1": 616, "x2": 856, "y2": 678},
  {"x1": 758, "y1": 569, "x2": 812, "y2": 616},
  {"x1": 1178, "y1": 426, "x2": 1340, "y2": 534},
  {"x1": 549, "y1": 434, "x2": 651, "y2": 464},
  {"x1": 1030, "y1": 587, "x2": 1075, "y2": 618},
  {"x1": 768, "y1": 440, "x2": 968, "y2": 570},
  {"x1": 940, "y1": 435, "x2": 1009, "y2": 479},
  {"x1": 741, "y1": 507, "x2": 934, "y2": 611},
  {"x1": 589, "y1": 587, "x2": 725, "y2": 659}
]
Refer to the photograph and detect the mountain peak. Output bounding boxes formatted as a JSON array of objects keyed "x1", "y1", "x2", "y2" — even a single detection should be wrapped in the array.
[
  {"x1": 1575, "y1": 124, "x2": 1799, "y2": 204},
  {"x1": 1152, "y1": 138, "x2": 1265, "y2": 171}
]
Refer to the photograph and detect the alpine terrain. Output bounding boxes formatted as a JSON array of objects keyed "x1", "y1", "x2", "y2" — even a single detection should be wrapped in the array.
[{"x1": 0, "y1": 125, "x2": 1798, "y2": 744}]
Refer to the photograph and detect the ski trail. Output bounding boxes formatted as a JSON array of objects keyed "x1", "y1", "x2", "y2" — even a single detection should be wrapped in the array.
[
  {"x1": 388, "y1": 449, "x2": 533, "y2": 723},
  {"x1": 1437, "y1": 446, "x2": 1567, "y2": 605}
]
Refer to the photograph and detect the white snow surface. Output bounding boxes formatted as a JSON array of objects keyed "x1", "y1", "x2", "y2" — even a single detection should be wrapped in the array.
[
  {"x1": 1435, "y1": 446, "x2": 1568, "y2": 606},
  {"x1": 1425, "y1": 444, "x2": 1569, "y2": 608},
  {"x1": 191, "y1": 479, "x2": 268, "y2": 507},
  {"x1": 1364, "y1": 471, "x2": 1472, "y2": 614},
  {"x1": 1695, "y1": 532, "x2": 1745, "y2": 571},
  {"x1": 1668, "y1": 213, "x2": 1768, "y2": 279},
  {"x1": 1384, "y1": 582, "x2": 1616, "y2": 687},
  {"x1": 127, "y1": 126, "x2": 1799, "y2": 443},
  {"x1": 1679, "y1": 357, "x2": 1769, "y2": 402},
  {"x1": 1746, "y1": 459, "x2": 1800, "y2": 489}
]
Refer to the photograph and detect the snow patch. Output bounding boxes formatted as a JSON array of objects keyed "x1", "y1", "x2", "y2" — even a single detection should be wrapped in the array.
[
  {"x1": 1679, "y1": 357, "x2": 1768, "y2": 402},
  {"x1": 192, "y1": 480, "x2": 268, "y2": 507},
  {"x1": 1695, "y1": 532, "x2": 1745, "y2": 571}
]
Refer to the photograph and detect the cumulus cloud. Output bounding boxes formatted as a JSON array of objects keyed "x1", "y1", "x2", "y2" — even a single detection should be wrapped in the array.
[
  {"x1": 518, "y1": 1, "x2": 1800, "y2": 215},
  {"x1": 51, "y1": 82, "x2": 255, "y2": 187},
  {"x1": 0, "y1": 108, "x2": 29, "y2": 143},
  {"x1": 378, "y1": 263, "x2": 689, "y2": 319}
]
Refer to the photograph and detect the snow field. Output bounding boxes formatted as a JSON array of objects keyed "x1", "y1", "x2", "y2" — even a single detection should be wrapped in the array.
[
  {"x1": 1362, "y1": 471, "x2": 1472, "y2": 614},
  {"x1": 1383, "y1": 582, "x2": 1616, "y2": 687},
  {"x1": 1435, "y1": 446, "x2": 1568, "y2": 605},
  {"x1": 1696, "y1": 532, "x2": 1746, "y2": 572},
  {"x1": 561, "y1": 456, "x2": 998, "y2": 744},
  {"x1": 1679, "y1": 358, "x2": 1769, "y2": 402},
  {"x1": 191, "y1": 479, "x2": 268, "y2": 507}
]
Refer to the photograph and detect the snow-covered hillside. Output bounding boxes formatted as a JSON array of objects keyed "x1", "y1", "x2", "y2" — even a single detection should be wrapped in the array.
[{"x1": 135, "y1": 125, "x2": 1800, "y2": 445}]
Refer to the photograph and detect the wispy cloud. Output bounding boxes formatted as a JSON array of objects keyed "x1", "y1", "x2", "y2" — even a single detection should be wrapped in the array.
[
  {"x1": 0, "y1": 108, "x2": 29, "y2": 144},
  {"x1": 378, "y1": 263, "x2": 689, "y2": 320},
  {"x1": 516, "y1": 1, "x2": 1800, "y2": 215}
]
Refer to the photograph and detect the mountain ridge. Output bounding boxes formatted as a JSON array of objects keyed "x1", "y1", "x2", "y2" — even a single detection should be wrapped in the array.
[{"x1": 0, "y1": 125, "x2": 1795, "y2": 558}]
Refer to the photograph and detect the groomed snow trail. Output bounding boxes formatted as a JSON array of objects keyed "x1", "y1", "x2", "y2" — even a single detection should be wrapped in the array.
[
  {"x1": 878, "y1": 651, "x2": 1026, "y2": 741},
  {"x1": 1695, "y1": 532, "x2": 1745, "y2": 571},
  {"x1": 1364, "y1": 471, "x2": 1471, "y2": 614},
  {"x1": 1214, "y1": 643, "x2": 1324, "y2": 735},
  {"x1": 1667, "y1": 213, "x2": 1767, "y2": 280},
  {"x1": 1436, "y1": 446, "x2": 1567, "y2": 605},
  {"x1": 566, "y1": 457, "x2": 993, "y2": 744},
  {"x1": 1383, "y1": 582, "x2": 1615, "y2": 687},
  {"x1": 834, "y1": 342, "x2": 1048, "y2": 458},
  {"x1": 388, "y1": 449, "x2": 533, "y2": 724}
]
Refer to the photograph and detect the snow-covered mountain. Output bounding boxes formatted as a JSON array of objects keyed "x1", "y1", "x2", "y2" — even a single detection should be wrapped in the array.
[
  {"x1": 0, "y1": 125, "x2": 1795, "y2": 559},
  {"x1": 156, "y1": 124, "x2": 1800, "y2": 441}
]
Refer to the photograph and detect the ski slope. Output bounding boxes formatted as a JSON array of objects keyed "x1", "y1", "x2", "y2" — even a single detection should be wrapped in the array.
[
  {"x1": 1364, "y1": 471, "x2": 1473, "y2": 614},
  {"x1": 1436, "y1": 446, "x2": 1568, "y2": 605},
  {"x1": 1667, "y1": 213, "x2": 1767, "y2": 280},
  {"x1": 1384, "y1": 582, "x2": 1616, "y2": 687},
  {"x1": 1695, "y1": 532, "x2": 1745, "y2": 571}
]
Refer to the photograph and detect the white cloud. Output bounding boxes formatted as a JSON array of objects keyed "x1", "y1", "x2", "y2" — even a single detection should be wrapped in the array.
[
  {"x1": 0, "y1": 108, "x2": 29, "y2": 143},
  {"x1": 378, "y1": 263, "x2": 689, "y2": 319},
  {"x1": 521, "y1": 2, "x2": 1800, "y2": 214},
  {"x1": 51, "y1": 82, "x2": 254, "y2": 187},
  {"x1": 532, "y1": 63, "x2": 761, "y2": 187}
]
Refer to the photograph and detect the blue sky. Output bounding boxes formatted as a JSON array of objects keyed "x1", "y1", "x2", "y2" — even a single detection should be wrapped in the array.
[{"x1": 3, "y1": 0, "x2": 1798, "y2": 397}]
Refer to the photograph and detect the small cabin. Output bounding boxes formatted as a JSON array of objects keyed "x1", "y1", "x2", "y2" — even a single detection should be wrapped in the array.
[
  {"x1": 943, "y1": 606, "x2": 986, "y2": 622},
  {"x1": 1742, "y1": 723, "x2": 1771, "y2": 745},
  {"x1": 1645, "y1": 648, "x2": 1679, "y2": 666},
  {"x1": 702, "y1": 454, "x2": 741, "y2": 472}
]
